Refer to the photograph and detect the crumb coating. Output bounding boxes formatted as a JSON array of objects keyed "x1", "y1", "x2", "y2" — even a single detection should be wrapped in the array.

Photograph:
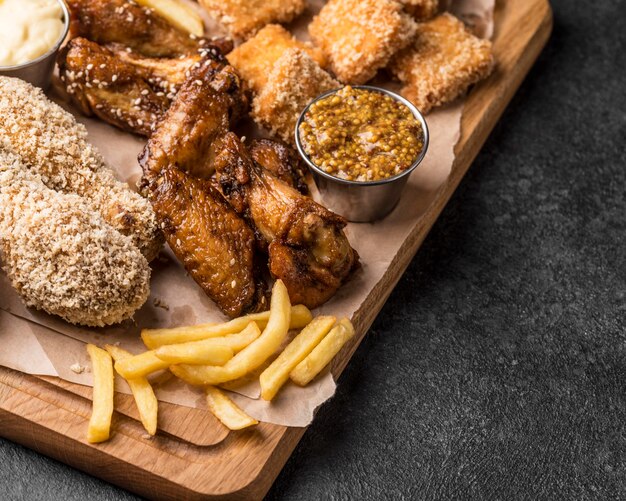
[
  {"x1": 0, "y1": 76, "x2": 163, "y2": 261},
  {"x1": 252, "y1": 48, "x2": 339, "y2": 145},
  {"x1": 227, "y1": 24, "x2": 327, "y2": 95},
  {"x1": 309, "y1": 0, "x2": 417, "y2": 84},
  {"x1": 390, "y1": 13, "x2": 494, "y2": 114},
  {"x1": 200, "y1": 0, "x2": 306, "y2": 40},
  {"x1": 0, "y1": 145, "x2": 150, "y2": 327}
]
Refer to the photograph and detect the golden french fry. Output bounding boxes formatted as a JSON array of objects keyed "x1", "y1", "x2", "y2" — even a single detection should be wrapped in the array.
[
  {"x1": 205, "y1": 386, "x2": 258, "y2": 430},
  {"x1": 86, "y1": 344, "x2": 114, "y2": 443},
  {"x1": 260, "y1": 316, "x2": 336, "y2": 401},
  {"x1": 155, "y1": 322, "x2": 261, "y2": 365},
  {"x1": 105, "y1": 345, "x2": 158, "y2": 436},
  {"x1": 141, "y1": 304, "x2": 312, "y2": 349},
  {"x1": 171, "y1": 280, "x2": 292, "y2": 386},
  {"x1": 135, "y1": 0, "x2": 204, "y2": 37},
  {"x1": 116, "y1": 346, "x2": 234, "y2": 380},
  {"x1": 290, "y1": 318, "x2": 355, "y2": 386}
]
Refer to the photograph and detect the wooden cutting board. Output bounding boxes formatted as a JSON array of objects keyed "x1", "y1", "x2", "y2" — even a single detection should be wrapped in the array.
[{"x1": 0, "y1": 0, "x2": 552, "y2": 498}]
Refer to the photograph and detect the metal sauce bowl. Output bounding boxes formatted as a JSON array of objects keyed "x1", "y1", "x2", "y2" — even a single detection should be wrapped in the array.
[
  {"x1": 295, "y1": 85, "x2": 429, "y2": 223},
  {"x1": 0, "y1": 0, "x2": 70, "y2": 90}
]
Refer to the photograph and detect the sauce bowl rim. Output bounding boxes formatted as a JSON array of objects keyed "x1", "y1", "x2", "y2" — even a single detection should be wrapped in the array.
[
  {"x1": 294, "y1": 84, "x2": 430, "y2": 187},
  {"x1": 0, "y1": 0, "x2": 71, "y2": 71}
]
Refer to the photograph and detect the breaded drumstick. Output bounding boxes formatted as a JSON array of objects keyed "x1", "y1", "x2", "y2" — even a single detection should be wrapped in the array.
[
  {"x1": 0, "y1": 77, "x2": 163, "y2": 261},
  {"x1": 0, "y1": 145, "x2": 150, "y2": 327}
]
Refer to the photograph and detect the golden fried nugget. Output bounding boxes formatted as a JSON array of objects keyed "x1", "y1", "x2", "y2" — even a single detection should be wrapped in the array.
[
  {"x1": 252, "y1": 48, "x2": 339, "y2": 145},
  {"x1": 227, "y1": 24, "x2": 327, "y2": 94},
  {"x1": 398, "y1": 0, "x2": 441, "y2": 20},
  {"x1": 390, "y1": 13, "x2": 494, "y2": 114},
  {"x1": 199, "y1": 0, "x2": 305, "y2": 40},
  {"x1": 309, "y1": 0, "x2": 417, "y2": 84}
]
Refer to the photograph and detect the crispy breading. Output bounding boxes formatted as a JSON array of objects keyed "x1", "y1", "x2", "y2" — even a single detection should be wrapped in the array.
[
  {"x1": 0, "y1": 76, "x2": 163, "y2": 261},
  {"x1": 0, "y1": 144, "x2": 150, "y2": 327},
  {"x1": 227, "y1": 24, "x2": 326, "y2": 94},
  {"x1": 199, "y1": 0, "x2": 306, "y2": 40},
  {"x1": 251, "y1": 49, "x2": 339, "y2": 145},
  {"x1": 308, "y1": 0, "x2": 417, "y2": 84},
  {"x1": 389, "y1": 13, "x2": 494, "y2": 114},
  {"x1": 398, "y1": 0, "x2": 441, "y2": 20}
]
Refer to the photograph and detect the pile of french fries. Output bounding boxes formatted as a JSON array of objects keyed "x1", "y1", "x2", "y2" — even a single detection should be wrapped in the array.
[{"x1": 86, "y1": 280, "x2": 355, "y2": 443}]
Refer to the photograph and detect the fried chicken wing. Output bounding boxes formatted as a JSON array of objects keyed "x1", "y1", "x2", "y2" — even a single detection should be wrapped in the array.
[
  {"x1": 249, "y1": 139, "x2": 308, "y2": 194},
  {"x1": 149, "y1": 166, "x2": 265, "y2": 317},
  {"x1": 67, "y1": 0, "x2": 228, "y2": 57},
  {"x1": 214, "y1": 133, "x2": 359, "y2": 309},
  {"x1": 59, "y1": 38, "x2": 171, "y2": 136},
  {"x1": 58, "y1": 38, "x2": 239, "y2": 137},
  {"x1": 140, "y1": 59, "x2": 264, "y2": 317},
  {"x1": 139, "y1": 55, "x2": 248, "y2": 178}
]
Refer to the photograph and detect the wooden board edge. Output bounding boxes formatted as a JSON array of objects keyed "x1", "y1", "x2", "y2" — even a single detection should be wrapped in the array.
[
  {"x1": 227, "y1": 2, "x2": 555, "y2": 499},
  {"x1": 0, "y1": 1, "x2": 554, "y2": 499}
]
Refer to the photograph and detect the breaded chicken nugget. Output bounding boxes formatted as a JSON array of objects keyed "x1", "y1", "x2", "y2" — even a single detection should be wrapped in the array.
[
  {"x1": 0, "y1": 77, "x2": 163, "y2": 261},
  {"x1": 0, "y1": 145, "x2": 150, "y2": 327},
  {"x1": 227, "y1": 24, "x2": 327, "y2": 94},
  {"x1": 398, "y1": 0, "x2": 442, "y2": 20},
  {"x1": 252, "y1": 49, "x2": 339, "y2": 145},
  {"x1": 199, "y1": 0, "x2": 305, "y2": 40},
  {"x1": 309, "y1": 0, "x2": 417, "y2": 84},
  {"x1": 389, "y1": 13, "x2": 494, "y2": 114}
]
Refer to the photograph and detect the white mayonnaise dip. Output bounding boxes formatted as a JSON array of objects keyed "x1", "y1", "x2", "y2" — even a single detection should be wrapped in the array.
[{"x1": 0, "y1": 0, "x2": 65, "y2": 67}]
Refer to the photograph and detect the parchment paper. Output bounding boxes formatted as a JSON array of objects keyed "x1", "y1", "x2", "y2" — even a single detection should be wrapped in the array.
[{"x1": 0, "y1": 0, "x2": 494, "y2": 428}]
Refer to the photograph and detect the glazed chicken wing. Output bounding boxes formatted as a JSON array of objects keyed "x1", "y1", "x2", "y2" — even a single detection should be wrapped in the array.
[
  {"x1": 249, "y1": 139, "x2": 308, "y2": 194},
  {"x1": 214, "y1": 133, "x2": 359, "y2": 309},
  {"x1": 149, "y1": 166, "x2": 266, "y2": 317},
  {"x1": 67, "y1": 0, "x2": 233, "y2": 57},
  {"x1": 59, "y1": 38, "x2": 171, "y2": 136},
  {"x1": 58, "y1": 38, "x2": 238, "y2": 137},
  {"x1": 140, "y1": 58, "x2": 265, "y2": 317}
]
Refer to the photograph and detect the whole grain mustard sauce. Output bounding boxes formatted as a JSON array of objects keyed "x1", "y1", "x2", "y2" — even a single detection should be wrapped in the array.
[
  {"x1": 299, "y1": 86, "x2": 424, "y2": 182},
  {"x1": 0, "y1": 0, "x2": 65, "y2": 67}
]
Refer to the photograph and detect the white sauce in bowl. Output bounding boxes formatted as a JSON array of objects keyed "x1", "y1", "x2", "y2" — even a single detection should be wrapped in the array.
[{"x1": 0, "y1": 0, "x2": 65, "y2": 67}]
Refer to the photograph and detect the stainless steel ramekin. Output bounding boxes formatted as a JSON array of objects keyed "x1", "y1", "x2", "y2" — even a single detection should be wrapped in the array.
[
  {"x1": 295, "y1": 85, "x2": 429, "y2": 223},
  {"x1": 0, "y1": 0, "x2": 70, "y2": 90}
]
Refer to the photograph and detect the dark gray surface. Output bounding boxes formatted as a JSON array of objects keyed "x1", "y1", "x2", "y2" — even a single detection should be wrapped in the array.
[{"x1": 2, "y1": 0, "x2": 625, "y2": 499}]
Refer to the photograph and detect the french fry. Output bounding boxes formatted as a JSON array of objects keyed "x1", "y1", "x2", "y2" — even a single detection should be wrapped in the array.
[
  {"x1": 171, "y1": 280, "x2": 292, "y2": 386},
  {"x1": 105, "y1": 345, "x2": 158, "y2": 436},
  {"x1": 155, "y1": 322, "x2": 261, "y2": 365},
  {"x1": 290, "y1": 318, "x2": 355, "y2": 386},
  {"x1": 141, "y1": 304, "x2": 312, "y2": 349},
  {"x1": 86, "y1": 344, "x2": 114, "y2": 443},
  {"x1": 135, "y1": 0, "x2": 204, "y2": 37},
  {"x1": 260, "y1": 316, "x2": 336, "y2": 401},
  {"x1": 205, "y1": 386, "x2": 258, "y2": 430},
  {"x1": 116, "y1": 346, "x2": 233, "y2": 380}
]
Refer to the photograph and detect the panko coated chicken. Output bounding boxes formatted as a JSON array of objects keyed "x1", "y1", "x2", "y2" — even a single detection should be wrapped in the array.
[
  {"x1": 67, "y1": 0, "x2": 233, "y2": 58},
  {"x1": 140, "y1": 58, "x2": 265, "y2": 318},
  {"x1": 0, "y1": 144, "x2": 150, "y2": 327},
  {"x1": 0, "y1": 76, "x2": 163, "y2": 261}
]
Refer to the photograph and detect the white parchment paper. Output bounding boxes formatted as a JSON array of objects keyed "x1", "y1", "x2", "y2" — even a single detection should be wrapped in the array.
[{"x1": 0, "y1": 0, "x2": 494, "y2": 427}]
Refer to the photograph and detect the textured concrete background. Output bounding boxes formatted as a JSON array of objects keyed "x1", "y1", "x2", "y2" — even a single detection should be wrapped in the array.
[{"x1": 2, "y1": 0, "x2": 625, "y2": 499}]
